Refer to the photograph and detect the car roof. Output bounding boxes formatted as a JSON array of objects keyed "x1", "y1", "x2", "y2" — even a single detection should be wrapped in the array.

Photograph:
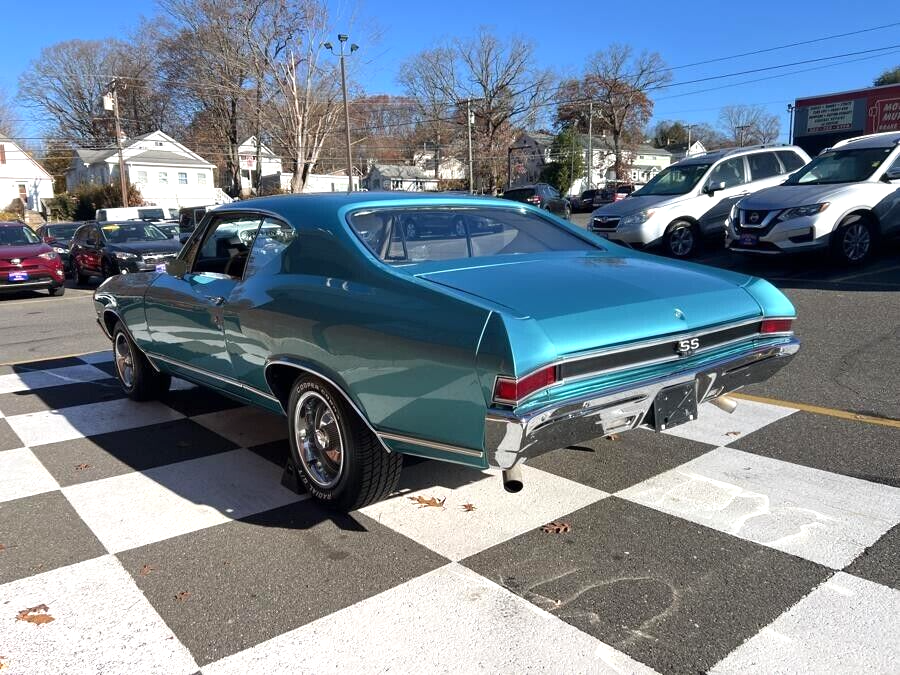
[
  {"x1": 0, "y1": 221, "x2": 30, "y2": 228},
  {"x1": 831, "y1": 131, "x2": 900, "y2": 150},
  {"x1": 676, "y1": 144, "x2": 802, "y2": 166}
]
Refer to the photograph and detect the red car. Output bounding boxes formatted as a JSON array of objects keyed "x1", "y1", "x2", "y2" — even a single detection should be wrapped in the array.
[{"x1": 0, "y1": 221, "x2": 66, "y2": 296}]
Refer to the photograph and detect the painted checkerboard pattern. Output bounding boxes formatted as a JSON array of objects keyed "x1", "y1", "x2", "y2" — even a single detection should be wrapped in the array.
[{"x1": 1, "y1": 352, "x2": 898, "y2": 674}]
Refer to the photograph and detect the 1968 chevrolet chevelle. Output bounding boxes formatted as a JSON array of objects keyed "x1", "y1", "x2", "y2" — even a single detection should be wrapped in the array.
[{"x1": 94, "y1": 193, "x2": 799, "y2": 509}]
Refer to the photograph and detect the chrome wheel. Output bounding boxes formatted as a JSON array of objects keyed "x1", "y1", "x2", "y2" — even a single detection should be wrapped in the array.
[
  {"x1": 842, "y1": 222, "x2": 871, "y2": 262},
  {"x1": 294, "y1": 391, "x2": 344, "y2": 489},
  {"x1": 114, "y1": 332, "x2": 134, "y2": 389},
  {"x1": 669, "y1": 225, "x2": 694, "y2": 256}
]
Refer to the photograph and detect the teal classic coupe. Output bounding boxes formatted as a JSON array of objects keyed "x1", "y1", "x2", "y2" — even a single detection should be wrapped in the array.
[{"x1": 93, "y1": 193, "x2": 799, "y2": 509}]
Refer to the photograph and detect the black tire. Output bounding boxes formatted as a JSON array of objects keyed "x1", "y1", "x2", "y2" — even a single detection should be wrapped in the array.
[
  {"x1": 111, "y1": 323, "x2": 171, "y2": 401},
  {"x1": 74, "y1": 261, "x2": 90, "y2": 286},
  {"x1": 665, "y1": 220, "x2": 699, "y2": 258},
  {"x1": 287, "y1": 376, "x2": 402, "y2": 511},
  {"x1": 831, "y1": 214, "x2": 874, "y2": 265},
  {"x1": 563, "y1": 204, "x2": 571, "y2": 220},
  {"x1": 48, "y1": 285, "x2": 65, "y2": 297}
]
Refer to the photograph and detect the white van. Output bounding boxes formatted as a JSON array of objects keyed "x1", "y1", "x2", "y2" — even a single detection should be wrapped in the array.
[
  {"x1": 95, "y1": 206, "x2": 178, "y2": 222},
  {"x1": 95, "y1": 207, "x2": 141, "y2": 221},
  {"x1": 590, "y1": 144, "x2": 812, "y2": 257}
]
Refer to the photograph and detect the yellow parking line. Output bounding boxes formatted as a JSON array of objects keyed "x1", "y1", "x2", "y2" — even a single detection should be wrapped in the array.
[
  {"x1": 731, "y1": 392, "x2": 900, "y2": 429},
  {"x1": 0, "y1": 350, "x2": 107, "y2": 367}
]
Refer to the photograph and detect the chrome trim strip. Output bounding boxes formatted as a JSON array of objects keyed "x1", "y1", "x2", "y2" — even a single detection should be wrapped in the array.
[
  {"x1": 149, "y1": 354, "x2": 280, "y2": 403},
  {"x1": 379, "y1": 431, "x2": 484, "y2": 458}
]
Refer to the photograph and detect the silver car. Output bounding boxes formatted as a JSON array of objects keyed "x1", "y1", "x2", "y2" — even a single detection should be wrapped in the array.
[{"x1": 727, "y1": 132, "x2": 900, "y2": 264}]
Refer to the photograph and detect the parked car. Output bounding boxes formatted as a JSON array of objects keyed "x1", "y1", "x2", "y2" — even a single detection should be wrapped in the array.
[
  {"x1": 154, "y1": 223, "x2": 183, "y2": 240},
  {"x1": 36, "y1": 221, "x2": 83, "y2": 277},
  {"x1": 590, "y1": 145, "x2": 811, "y2": 257},
  {"x1": 178, "y1": 205, "x2": 217, "y2": 234},
  {"x1": 71, "y1": 221, "x2": 183, "y2": 283},
  {"x1": 593, "y1": 184, "x2": 637, "y2": 208},
  {"x1": 571, "y1": 189, "x2": 602, "y2": 212},
  {"x1": 94, "y1": 193, "x2": 799, "y2": 510},
  {"x1": 727, "y1": 131, "x2": 900, "y2": 264},
  {"x1": 502, "y1": 183, "x2": 571, "y2": 218},
  {"x1": 0, "y1": 221, "x2": 66, "y2": 296}
]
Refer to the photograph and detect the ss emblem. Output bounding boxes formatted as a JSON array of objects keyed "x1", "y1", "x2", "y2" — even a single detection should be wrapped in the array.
[{"x1": 676, "y1": 337, "x2": 700, "y2": 356}]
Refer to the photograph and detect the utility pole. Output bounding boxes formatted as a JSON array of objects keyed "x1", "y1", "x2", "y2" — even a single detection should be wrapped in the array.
[
  {"x1": 736, "y1": 124, "x2": 751, "y2": 147},
  {"x1": 786, "y1": 104, "x2": 795, "y2": 144},
  {"x1": 323, "y1": 35, "x2": 358, "y2": 191},
  {"x1": 105, "y1": 81, "x2": 129, "y2": 207},
  {"x1": 686, "y1": 124, "x2": 694, "y2": 157},
  {"x1": 587, "y1": 101, "x2": 593, "y2": 189},
  {"x1": 467, "y1": 98, "x2": 474, "y2": 194}
]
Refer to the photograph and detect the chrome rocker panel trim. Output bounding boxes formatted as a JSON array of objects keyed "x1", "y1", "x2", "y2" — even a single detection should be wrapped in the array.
[{"x1": 484, "y1": 338, "x2": 800, "y2": 470}]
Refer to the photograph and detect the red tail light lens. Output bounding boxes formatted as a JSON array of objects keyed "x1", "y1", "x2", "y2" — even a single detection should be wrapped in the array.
[
  {"x1": 526, "y1": 195, "x2": 541, "y2": 204},
  {"x1": 493, "y1": 366, "x2": 557, "y2": 404},
  {"x1": 760, "y1": 318, "x2": 793, "y2": 333}
]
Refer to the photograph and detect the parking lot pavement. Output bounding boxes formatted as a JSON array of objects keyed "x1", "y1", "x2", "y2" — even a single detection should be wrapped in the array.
[{"x1": 0, "y1": 352, "x2": 898, "y2": 673}]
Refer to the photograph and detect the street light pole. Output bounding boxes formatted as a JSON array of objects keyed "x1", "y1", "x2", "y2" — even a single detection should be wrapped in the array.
[
  {"x1": 736, "y1": 124, "x2": 750, "y2": 147},
  {"x1": 787, "y1": 104, "x2": 795, "y2": 144},
  {"x1": 324, "y1": 36, "x2": 358, "y2": 192},
  {"x1": 467, "y1": 98, "x2": 474, "y2": 194}
]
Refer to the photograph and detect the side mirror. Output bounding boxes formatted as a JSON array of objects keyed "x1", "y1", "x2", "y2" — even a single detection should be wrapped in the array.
[
  {"x1": 881, "y1": 169, "x2": 900, "y2": 183},
  {"x1": 704, "y1": 181, "x2": 726, "y2": 195},
  {"x1": 165, "y1": 259, "x2": 188, "y2": 278}
]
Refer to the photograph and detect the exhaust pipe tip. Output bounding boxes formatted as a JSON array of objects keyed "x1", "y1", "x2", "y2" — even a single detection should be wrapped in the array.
[
  {"x1": 502, "y1": 465, "x2": 524, "y2": 493},
  {"x1": 710, "y1": 395, "x2": 738, "y2": 414}
]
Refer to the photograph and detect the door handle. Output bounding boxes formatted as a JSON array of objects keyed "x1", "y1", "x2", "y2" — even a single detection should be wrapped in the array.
[{"x1": 206, "y1": 296, "x2": 225, "y2": 306}]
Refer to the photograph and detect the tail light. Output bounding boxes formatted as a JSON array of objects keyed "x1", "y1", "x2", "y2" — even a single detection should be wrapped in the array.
[
  {"x1": 760, "y1": 318, "x2": 793, "y2": 333},
  {"x1": 526, "y1": 195, "x2": 541, "y2": 204},
  {"x1": 493, "y1": 365, "x2": 557, "y2": 404}
]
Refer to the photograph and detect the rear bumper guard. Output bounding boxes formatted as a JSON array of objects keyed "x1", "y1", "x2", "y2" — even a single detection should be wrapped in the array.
[{"x1": 484, "y1": 338, "x2": 799, "y2": 469}]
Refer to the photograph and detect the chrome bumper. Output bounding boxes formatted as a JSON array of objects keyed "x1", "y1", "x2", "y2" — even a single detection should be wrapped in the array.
[{"x1": 484, "y1": 339, "x2": 799, "y2": 469}]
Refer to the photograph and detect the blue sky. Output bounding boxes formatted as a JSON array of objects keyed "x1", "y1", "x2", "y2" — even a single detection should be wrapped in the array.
[{"x1": 4, "y1": 0, "x2": 900, "y2": 143}]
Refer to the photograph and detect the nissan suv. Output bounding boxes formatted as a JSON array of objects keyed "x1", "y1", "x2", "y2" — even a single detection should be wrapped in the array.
[
  {"x1": 727, "y1": 132, "x2": 900, "y2": 264},
  {"x1": 590, "y1": 145, "x2": 810, "y2": 257}
]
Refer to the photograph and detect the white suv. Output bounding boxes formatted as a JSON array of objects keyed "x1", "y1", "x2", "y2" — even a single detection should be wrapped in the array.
[
  {"x1": 727, "y1": 132, "x2": 900, "y2": 264},
  {"x1": 589, "y1": 145, "x2": 810, "y2": 257}
]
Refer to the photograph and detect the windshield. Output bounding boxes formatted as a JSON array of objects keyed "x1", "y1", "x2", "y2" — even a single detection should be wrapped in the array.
[
  {"x1": 786, "y1": 147, "x2": 893, "y2": 185},
  {"x1": 138, "y1": 208, "x2": 166, "y2": 220},
  {"x1": 633, "y1": 163, "x2": 711, "y2": 196},
  {"x1": 0, "y1": 225, "x2": 41, "y2": 246},
  {"x1": 349, "y1": 207, "x2": 597, "y2": 264},
  {"x1": 101, "y1": 222, "x2": 169, "y2": 243},
  {"x1": 46, "y1": 224, "x2": 80, "y2": 240}
]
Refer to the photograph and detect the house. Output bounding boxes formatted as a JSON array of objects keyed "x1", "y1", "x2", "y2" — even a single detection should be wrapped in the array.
[
  {"x1": 625, "y1": 145, "x2": 673, "y2": 184},
  {"x1": 665, "y1": 140, "x2": 707, "y2": 161},
  {"x1": 362, "y1": 164, "x2": 438, "y2": 192},
  {"x1": 0, "y1": 135, "x2": 54, "y2": 222},
  {"x1": 67, "y1": 130, "x2": 222, "y2": 209},
  {"x1": 238, "y1": 136, "x2": 291, "y2": 194},
  {"x1": 413, "y1": 149, "x2": 467, "y2": 181}
]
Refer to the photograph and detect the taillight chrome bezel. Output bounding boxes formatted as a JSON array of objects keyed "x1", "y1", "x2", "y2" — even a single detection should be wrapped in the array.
[{"x1": 759, "y1": 318, "x2": 794, "y2": 334}]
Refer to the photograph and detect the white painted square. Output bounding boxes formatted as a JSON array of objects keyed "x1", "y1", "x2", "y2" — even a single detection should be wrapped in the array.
[
  {"x1": 203, "y1": 563, "x2": 658, "y2": 675},
  {"x1": 62, "y1": 448, "x2": 304, "y2": 553},
  {"x1": 360, "y1": 461, "x2": 607, "y2": 561},
  {"x1": 5, "y1": 398, "x2": 184, "y2": 447},
  {"x1": 712, "y1": 572, "x2": 900, "y2": 674},
  {"x1": 0, "y1": 447, "x2": 60, "y2": 503},
  {"x1": 663, "y1": 398, "x2": 796, "y2": 446},
  {"x1": 618, "y1": 447, "x2": 900, "y2": 568},
  {"x1": 78, "y1": 351, "x2": 113, "y2": 364},
  {"x1": 0, "y1": 364, "x2": 110, "y2": 395},
  {"x1": 192, "y1": 406, "x2": 286, "y2": 448},
  {"x1": 0, "y1": 555, "x2": 198, "y2": 675}
]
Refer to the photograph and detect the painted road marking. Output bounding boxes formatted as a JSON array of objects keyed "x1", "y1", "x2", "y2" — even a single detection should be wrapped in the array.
[
  {"x1": 0, "y1": 293, "x2": 93, "y2": 307},
  {"x1": 732, "y1": 393, "x2": 900, "y2": 430},
  {"x1": 0, "y1": 349, "x2": 105, "y2": 367}
]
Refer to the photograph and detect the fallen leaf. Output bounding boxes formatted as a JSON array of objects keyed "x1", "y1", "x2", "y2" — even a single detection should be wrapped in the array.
[
  {"x1": 461, "y1": 503, "x2": 476, "y2": 513},
  {"x1": 16, "y1": 604, "x2": 55, "y2": 625},
  {"x1": 0, "y1": 657, "x2": 7, "y2": 671},
  {"x1": 407, "y1": 495, "x2": 446, "y2": 509},
  {"x1": 139, "y1": 564, "x2": 154, "y2": 576},
  {"x1": 0, "y1": 543, "x2": 5, "y2": 552},
  {"x1": 74, "y1": 463, "x2": 91, "y2": 471},
  {"x1": 725, "y1": 431, "x2": 741, "y2": 437},
  {"x1": 604, "y1": 434, "x2": 621, "y2": 441},
  {"x1": 541, "y1": 521, "x2": 571, "y2": 534},
  {"x1": 174, "y1": 591, "x2": 190, "y2": 602}
]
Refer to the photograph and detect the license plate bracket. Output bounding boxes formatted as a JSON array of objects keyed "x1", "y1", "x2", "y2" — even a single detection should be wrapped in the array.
[
  {"x1": 739, "y1": 233, "x2": 758, "y2": 246},
  {"x1": 653, "y1": 381, "x2": 698, "y2": 431}
]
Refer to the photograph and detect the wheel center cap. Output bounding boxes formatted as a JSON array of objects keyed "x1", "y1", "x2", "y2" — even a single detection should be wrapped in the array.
[{"x1": 315, "y1": 429, "x2": 329, "y2": 448}]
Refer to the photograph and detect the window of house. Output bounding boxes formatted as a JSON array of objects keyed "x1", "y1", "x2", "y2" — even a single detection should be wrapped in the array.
[
  {"x1": 178, "y1": 172, "x2": 188, "y2": 184},
  {"x1": 158, "y1": 171, "x2": 168, "y2": 184},
  {"x1": 136, "y1": 170, "x2": 147, "y2": 184},
  {"x1": 391, "y1": 179, "x2": 403, "y2": 190},
  {"x1": 197, "y1": 173, "x2": 207, "y2": 185}
]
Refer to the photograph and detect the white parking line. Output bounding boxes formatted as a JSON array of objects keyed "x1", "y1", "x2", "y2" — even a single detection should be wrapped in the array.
[
  {"x1": 0, "y1": 293, "x2": 94, "y2": 307},
  {"x1": 830, "y1": 264, "x2": 900, "y2": 282}
]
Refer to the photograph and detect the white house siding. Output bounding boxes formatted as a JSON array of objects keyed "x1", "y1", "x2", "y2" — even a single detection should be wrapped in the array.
[
  {"x1": 0, "y1": 138, "x2": 54, "y2": 213},
  {"x1": 130, "y1": 163, "x2": 217, "y2": 208}
]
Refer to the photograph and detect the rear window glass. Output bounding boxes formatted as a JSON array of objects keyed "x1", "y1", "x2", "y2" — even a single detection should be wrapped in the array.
[
  {"x1": 503, "y1": 188, "x2": 536, "y2": 200},
  {"x1": 349, "y1": 207, "x2": 597, "y2": 264}
]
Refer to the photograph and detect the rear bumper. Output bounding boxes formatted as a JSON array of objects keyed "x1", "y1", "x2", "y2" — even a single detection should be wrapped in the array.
[{"x1": 483, "y1": 338, "x2": 799, "y2": 469}]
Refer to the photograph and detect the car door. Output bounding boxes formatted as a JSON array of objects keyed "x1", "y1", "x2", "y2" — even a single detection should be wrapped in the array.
[
  {"x1": 143, "y1": 212, "x2": 263, "y2": 389},
  {"x1": 873, "y1": 154, "x2": 900, "y2": 236},
  {"x1": 81, "y1": 226, "x2": 104, "y2": 273},
  {"x1": 544, "y1": 186, "x2": 567, "y2": 215},
  {"x1": 697, "y1": 156, "x2": 751, "y2": 236}
]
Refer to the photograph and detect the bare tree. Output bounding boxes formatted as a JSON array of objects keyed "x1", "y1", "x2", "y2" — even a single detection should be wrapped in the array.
[
  {"x1": 559, "y1": 45, "x2": 671, "y2": 181},
  {"x1": 0, "y1": 90, "x2": 18, "y2": 137},
  {"x1": 718, "y1": 105, "x2": 780, "y2": 146},
  {"x1": 400, "y1": 28, "x2": 555, "y2": 191}
]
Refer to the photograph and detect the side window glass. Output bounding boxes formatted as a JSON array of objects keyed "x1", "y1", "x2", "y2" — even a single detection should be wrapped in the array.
[
  {"x1": 192, "y1": 215, "x2": 262, "y2": 278},
  {"x1": 748, "y1": 152, "x2": 782, "y2": 180},
  {"x1": 708, "y1": 157, "x2": 748, "y2": 189},
  {"x1": 777, "y1": 151, "x2": 806, "y2": 172},
  {"x1": 244, "y1": 218, "x2": 296, "y2": 278}
]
